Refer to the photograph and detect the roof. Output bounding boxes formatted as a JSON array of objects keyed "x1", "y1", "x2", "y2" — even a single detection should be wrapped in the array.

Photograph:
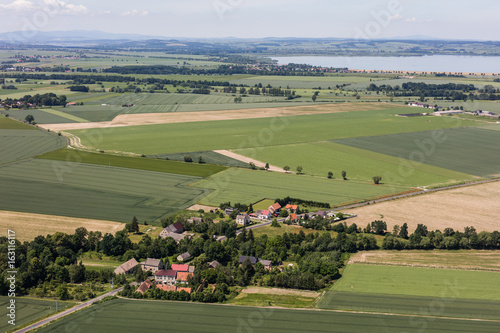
[
  {"x1": 167, "y1": 222, "x2": 184, "y2": 233},
  {"x1": 165, "y1": 233, "x2": 186, "y2": 242},
  {"x1": 155, "y1": 269, "x2": 177, "y2": 277},
  {"x1": 171, "y1": 264, "x2": 189, "y2": 272},
  {"x1": 208, "y1": 260, "x2": 220, "y2": 268},
  {"x1": 259, "y1": 259, "x2": 272, "y2": 266},
  {"x1": 143, "y1": 258, "x2": 162, "y2": 267},
  {"x1": 289, "y1": 213, "x2": 298, "y2": 221},
  {"x1": 270, "y1": 203, "x2": 281, "y2": 210},
  {"x1": 114, "y1": 258, "x2": 139, "y2": 274},
  {"x1": 260, "y1": 210, "x2": 270, "y2": 215},
  {"x1": 177, "y1": 252, "x2": 191, "y2": 261},
  {"x1": 177, "y1": 287, "x2": 192, "y2": 294},
  {"x1": 236, "y1": 214, "x2": 249, "y2": 220},
  {"x1": 286, "y1": 204, "x2": 298, "y2": 210},
  {"x1": 157, "y1": 285, "x2": 177, "y2": 292},
  {"x1": 239, "y1": 256, "x2": 258, "y2": 265},
  {"x1": 177, "y1": 272, "x2": 193, "y2": 282},
  {"x1": 316, "y1": 211, "x2": 326, "y2": 217},
  {"x1": 136, "y1": 279, "x2": 153, "y2": 294}
]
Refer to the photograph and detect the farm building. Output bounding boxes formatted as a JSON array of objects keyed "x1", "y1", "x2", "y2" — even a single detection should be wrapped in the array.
[
  {"x1": 288, "y1": 213, "x2": 299, "y2": 222},
  {"x1": 239, "y1": 256, "x2": 258, "y2": 265},
  {"x1": 208, "y1": 260, "x2": 220, "y2": 269},
  {"x1": 166, "y1": 222, "x2": 184, "y2": 234},
  {"x1": 177, "y1": 271, "x2": 193, "y2": 284},
  {"x1": 155, "y1": 269, "x2": 177, "y2": 285},
  {"x1": 177, "y1": 252, "x2": 192, "y2": 262},
  {"x1": 268, "y1": 202, "x2": 281, "y2": 214},
  {"x1": 140, "y1": 258, "x2": 164, "y2": 273},
  {"x1": 236, "y1": 213, "x2": 251, "y2": 226},
  {"x1": 171, "y1": 264, "x2": 189, "y2": 272},
  {"x1": 136, "y1": 279, "x2": 153, "y2": 295},
  {"x1": 114, "y1": 258, "x2": 139, "y2": 275},
  {"x1": 259, "y1": 259, "x2": 273, "y2": 270},
  {"x1": 187, "y1": 217, "x2": 204, "y2": 224},
  {"x1": 285, "y1": 204, "x2": 298, "y2": 212}
]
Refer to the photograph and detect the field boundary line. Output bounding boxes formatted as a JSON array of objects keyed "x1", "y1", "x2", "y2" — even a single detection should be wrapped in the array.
[{"x1": 214, "y1": 150, "x2": 286, "y2": 173}]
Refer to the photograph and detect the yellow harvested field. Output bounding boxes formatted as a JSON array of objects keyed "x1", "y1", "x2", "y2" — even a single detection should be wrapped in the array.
[
  {"x1": 187, "y1": 204, "x2": 219, "y2": 212},
  {"x1": 242, "y1": 287, "x2": 319, "y2": 297},
  {"x1": 0, "y1": 210, "x2": 123, "y2": 242},
  {"x1": 40, "y1": 102, "x2": 395, "y2": 131},
  {"x1": 349, "y1": 250, "x2": 500, "y2": 271},
  {"x1": 344, "y1": 181, "x2": 500, "y2": 232}
]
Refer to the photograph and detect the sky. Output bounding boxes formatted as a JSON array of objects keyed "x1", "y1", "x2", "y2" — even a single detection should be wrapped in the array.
[{"x1": 0, "y1": 0, "x2": 498, "y2": 40}]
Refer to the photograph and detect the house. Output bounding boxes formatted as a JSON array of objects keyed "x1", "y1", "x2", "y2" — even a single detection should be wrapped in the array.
[
  {"x1": 236, "y1": 213, "x2": 251, "y2": 226},
  {"x1": 136, "y1": 279, "x2": 153, "y2": 295},
  {"x1": 155, "y1": 269, "x2": 177, "y2": 285},
  {"x1": 224, "y1": 207, "x2": 236, "y2": 216},
  {"x1": 171, "y1": 264, "x2": 189, "y2": 272},
  {"x1": 114, "y1": 258, "x2": 139, "y2": 275},
  {"x1": 316, "y1": 211, "x2": 328, "y2": 218},
  {"x1": 162, "y1": 232, "x2": 187, "y2": 243},
  {"x1": 187, "y1": 217, "x2": 204, "y2": 224},
  {"x1": 257, "y1": 210, "x2": 272, "y2": 220},
  {"x1": 258, "y1": 259, "x2": 273, "y2": 270},
  {"x1": 177, "y1": 271, "x2": 193, "y2": 284},
  {"x1": 285, "y1": 204, "x2": 298, "y2": 212},
  {"x1": 208, "y1": 260, "x2": 220, "y2": 269},
  {"x1": 140, "y1": 258, "x2": 164, "y2": 273},
  {"x1": 288, "y1": 213, "x2": 299, "y2": 222},
  {"x1": 166, "y1": 222, "x2": 184, "y2": 234},
  {"x1": 268, "y1": 202, "x2": 281, "y2": 214},
  {"x1": 177, "y1": 252, "x2": 191, "y2": 262},
  {"x1": 239, "y1": 256, "x2": 258, "y2": 265}
]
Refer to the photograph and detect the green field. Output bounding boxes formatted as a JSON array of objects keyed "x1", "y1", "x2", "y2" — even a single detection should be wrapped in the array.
[
  {"x1": 328, "y1": 264, "x2": 500, "y2": 300},
  {"x1": 0, "y1": 109, "x2": 80, "y2": 124},
  {"x1": 317, "y1": 291, "x2": 500, "y2": 320},
  {"x1": 70, "y1": 107, "x2": 478, "y2": 155},
  {"x1": 151, "y1": 151, "x2": 248, "y2": 168},
  {"x1": 228, "y1": 293, "x2": 317, "y2": 308},
  {"x1": 193, "y1": 168, "x2": 409, "y2": 206},
  {"x1": 0, "y1": 130, "x2": 66, "y2": 165},
  {"x1": 35, "y1": 298, "x2": 500, "y2": 333},
  {"x1": 0, "y1": 297, "x2": 72, "y2": 333},
  {"x1": 0, "y1": 117, "x2": 36, "y2": 130},
  {"x1": 336, "y1": 127, "x2": 500, "y2": 177},
  {"x1": 235, "y1": 141, "x2": 476, "y2": 186},
  {"x1": 0, "y1": 159, "x2": 208, "y2": 223},
  {"x1": 37, "y1": 149, "x2": 227, "y2": 178}
]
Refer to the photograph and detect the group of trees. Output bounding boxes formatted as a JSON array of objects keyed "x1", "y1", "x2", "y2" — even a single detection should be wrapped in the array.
[{"x1": 1, "y1": 93, "x2": 67, "y2": 109}]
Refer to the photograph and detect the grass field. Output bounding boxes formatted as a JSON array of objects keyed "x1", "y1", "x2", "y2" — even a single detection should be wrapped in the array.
[
  {"x1": 345, "y1": 180, "x2": 500, "y2": 232},
  {"x1": 69, "y1": 106, "x2": 478, "y2": 155},
  {"x1": 336, "y1": 127, "x2": 500, "y2": 177},
  {"x1": 0, "y1": 117, "x2": 36, "y2": 130},
  {"x1": 150, "y1": 151, "x2": 248, "y2": 168},
  {"x1": 349, "y1": 250, "x2": 500, "y2": 271},
  {"x1": 317, "y1": 291, "x2": 500, "y2": 320},
  {"x1": 35, "y1": 298, "x2": 500, "y2": 333},
  {"x1": 234, "y1": 141, "x2": 477, "y2": 187},
  {"x1": 229, "y1": 289, "x2": 318, "y2": 308},
  {"x1": 328, "y1": 264, "x2": 500, "y2": 300},
  {"x1": 193, "y1": 168, "x2": 410, "y2": 206},
  {"x1": 0, "y1": 129, "x2": 66, "y2": 165},
  {"x1": 0, "y1": 210, "x2": 123, "y2": 242},
  {"x1": 0, "y1": 297, "x2": 72, "y2": 333},
  {"x1": 0, "y1": 109, "x2": 80, "y2": 124},
  {"x1": 37, "y1": 148, "x2": 227, "y2": 178},
  {"x1": 0, "y1": 159, "x2": 208, "y2": 223}
]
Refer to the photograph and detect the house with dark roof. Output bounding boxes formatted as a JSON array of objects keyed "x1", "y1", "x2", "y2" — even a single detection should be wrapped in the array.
[
  {"x1": 224, "y1": 207, "x2": 237, "y2": 216},
  {"x1": 136, "y1": 279, "x2": 153, "y2": 294},
  {"x1": 315, "y1": 211, "x2": 328, "y2": 218},
  {"x1": 140, "y1": 258, "x2": 164, "y2": 273},
  {"x1": 114, "y1": 258, "x2": 139, "y2": 275},
  {"x1": 208, "y1": 260, "x2": 220, "y2": 269},
  {"x1": 258, "y1": 259, "x2": 273, "y2": 270},
  {"x1": 155, "y1": 269, "x2": 177, "y2": 285},
  {"x1": 177, "y1": 252, "x2": 192, "y2": 262},
  {"x1": 239, "y1": 256, "x2": 258, "y2": 265},
  {"x1": 166, "y1": 222, "x2": 184, "y2": 234}
]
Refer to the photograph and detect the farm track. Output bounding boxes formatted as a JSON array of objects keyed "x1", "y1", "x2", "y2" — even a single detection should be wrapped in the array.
[{"x1": 214, "y1": 150, "x2": 286, "y2": 172}]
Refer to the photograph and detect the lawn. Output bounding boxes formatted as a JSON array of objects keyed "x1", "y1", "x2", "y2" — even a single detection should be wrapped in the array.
[
  {"x1": 37, "y1": 148, "x2": 227, "y2": 178},
  {"x1": 0, "y1": 159, "x2": 209, "y2": 223},
  {"x1": 336, "y1": 127, "x2": 500, "y2": 177},
  {"x1": 193, "y1": 168, "x2": 410, "y2": 206},
  {"x1": 0, "y1": 129, "x2": 66, "y2": 165},
  {"x1": 329, "y1": 264, "x2": 500, "y2": 300},
  {"x1": 0, "y1": 297, "x2": 72, "y2": 333},
  {"x1": 34, "y1": 298, "x2": 499, "y2": 333},
  {"x1": 0, "y1": 117, "x2": 36, "y2": 129},
  {"x1": 69, "y1": 106, "x2": 478, "y2": 155},
  {"x1": 234, "y1": 141, "x2": 476, "y2": 187}
]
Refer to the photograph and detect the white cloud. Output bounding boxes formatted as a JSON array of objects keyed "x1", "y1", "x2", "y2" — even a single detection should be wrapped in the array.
[
  {"x1": 0, "y1": 0, "x2": 36, "y2": 11},
  {"x1": 121, "y1": 9, "x2": 148, "y2": 17},
  {"x1": 405, "y1": 17, "x2": 418, "y2": 22},
  {"x1": 43, "y1": 0, "x2": 88, "y2": 14},
  {"x1": 389, "y1": 14, "x2": 403, "y2": 21}
]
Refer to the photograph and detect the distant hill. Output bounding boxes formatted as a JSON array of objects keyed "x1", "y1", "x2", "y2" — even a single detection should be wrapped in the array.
[{"x1": 0, "y1": 30, "x2": 165, "y2": 43}]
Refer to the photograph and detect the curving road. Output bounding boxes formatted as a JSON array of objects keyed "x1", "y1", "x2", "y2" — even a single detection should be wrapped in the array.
[{"x1": 15, "y1": 287, "x2": 124, "y2": 333}]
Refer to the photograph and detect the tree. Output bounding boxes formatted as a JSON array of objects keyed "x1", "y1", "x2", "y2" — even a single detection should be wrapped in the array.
[
  {"x1": 130, "y1": 216, "x2": 140, "y2": 233},
  {"x1": 25, "y1": 114, "x2": 35, "y2": 124},
  {"x1": 312, "y1": 95, "x2": 317, "y2": 102},
  {"x1": 372, "y1": 176, "x2": 382, "y2": 184},
  {"x1": 296, "y1": 166, "x2": 303, "y2": 174},
  {"x1": 283, "y1": 165, "x2": 290, "y2": 173},
  {"x1": 399, "y1": 223, "x2": 409, "y2": 239},
  {"x1": 184, "y1": 155, "x2": 193, "y2": 162},
  {"x1": 265, "y1": 163, "x2": 269, "y2": 171},
  {"x1": 341, "y1": 170, "x2": 347, "y2": 180},
  {"x1": 271, "y1": 218, "x2": 281, "y2": 228},
  {"x1": 370, "y1": 220, "x2": 387, "y2": 235},
  {"x1": 197, "y1": 156, "x2": 205, "y2": 164},
  {"x1": 249, "y1": 162, "x2": 257, "y2": 170},
  {"x1": 327, "y1": 171, "x2": 333, "y2": 179}
]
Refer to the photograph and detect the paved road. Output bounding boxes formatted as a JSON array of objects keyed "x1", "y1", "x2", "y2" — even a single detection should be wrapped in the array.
[
  {"x1": 216, "y1": 178, "x2": 500, "y2": 240},
  {"x1": 15, "y1": 287, "x2": 124, "y2": 333}
]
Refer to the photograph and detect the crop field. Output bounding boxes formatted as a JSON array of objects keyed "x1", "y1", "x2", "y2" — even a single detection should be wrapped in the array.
[
  {"x1": 0, "y1": 159, "x2": 209, "y2": 223},
  {"x1": 349, "y1": 250, "x2": 500, "y2": 271},
  {"x1": 336, "y1": 127, "x2": 500, "y2": 177},
  {"x1": 328, "y1": 264, "x2": 500, "y2": 300},
  {"x1": 0, "y1": 297, "x2": 72, "y2": 333},
  {"x1": 0, "y1": 210, "x2": 123, "y2": 242},
  {"x1": 0, "y1": 108, "x2": 80, "y2": 124},
  {"x1": 37, "y1": 148, "x2": 226, "y2": 177},
  {"x1": 193, "y1": 168, "x2": 409, "y2": 206},
  {"x1": 0, "y1": 129, "x2": 66, "y2": 165},
  {"x1": 151, "y1": 151, "x2": 248, "y2": 168},
  {"x1": 317, "y1": 291, "x2": 500, "y2": 321},
  {"x1": 54, "y1": 105, "x2": 126, "y2": 122},
  {"x1": 35, "y1": 298, "x2": 500, "y2": 333},
  {"x1": 345, "y1": 180, "x2": 500, "y2": 232},
  {"x1": 234, "y1": 141, "x2": 476, "y2": 187},
  {"x1": 68, "y1": 106, "x2": 478, "y2": 155},
  {"x1": 0, "y1": 117, "x2": 36, "y2": 130}
]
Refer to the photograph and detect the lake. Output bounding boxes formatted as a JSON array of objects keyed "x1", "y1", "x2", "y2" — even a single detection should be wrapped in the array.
[{"x1": 271, "y1": 55, "x2": 500, "y2": 74}]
